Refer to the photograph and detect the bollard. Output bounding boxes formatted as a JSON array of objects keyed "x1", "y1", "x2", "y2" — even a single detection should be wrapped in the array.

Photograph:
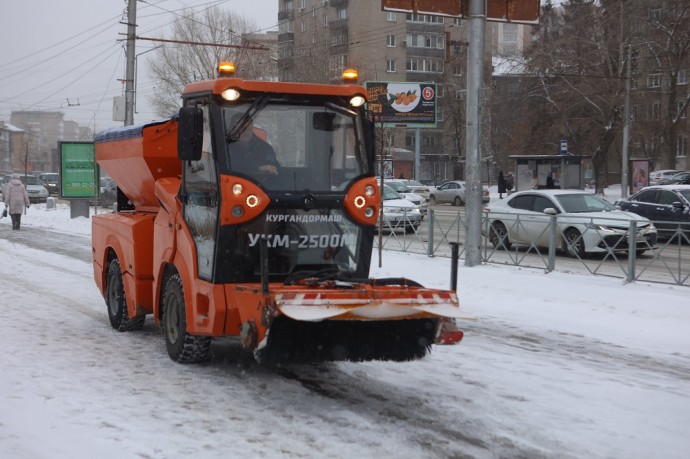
[
  {"x1": 45, "y1": 197, "x2": 56, "y2": 210},
  {"x1": 450, "y1": 242, "x2": 459, "y2": 291}
]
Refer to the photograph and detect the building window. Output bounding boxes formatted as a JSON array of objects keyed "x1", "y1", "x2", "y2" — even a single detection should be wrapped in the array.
[
  {"x1": 323, "y1": 14, "x2": 328, "y2": 27},
  {"x1": 679, "y1": 101, "x2": 687, "y2": 119},
  {"x1": 406, "y1": 58, "x2": 442, "y2": 73},
  {"x1": 386, "y1": 59, "x2": 396, "y2": 72},
  {"x1": 299, "y1": 0, "x2": 305, "y2": 9},
  {"x1": 337, "y1": 8, "x2": 347, "y2": 20},
  {"x1": 649, "y1": 101, "x2": 661, "y2": 120},
  {"x1": 387, "y1": 35, "x2": 396, "y2": 47},
  {"x1": 279, "y1": 19, "x2": 293, "y2": 34},
  {"x1": 300, "y1": 20, "x2": 305, "y2": 32},
  {"x1": 405, "y1": 135, "x2": 415, "y2": 147},
  {"x1": 406, "y1": 13, "x2": 444, "y2": 24},
  {"x1": 331, "y1": 32, "x2": 347, "y2": 47},
  {"x1": 330, "y1": 54, "x2": 347, "y2": 78},
  {"x1": 678, "y1": 135, "x2": 687, "y2": 156},
  {"x1": 424, "y1": 135, "x2": 436, "y2": 146},
  {"x1": 453, "y1": 18, "x2": 463, "y2": 27},
  {"x1": 648, "y1": 73, "x2": 661, "y2": 88},
  {"x1": 285, "y1": 0, "x2": 293, "y2": 12},
  {"x1": 406, "y1": 33, "x2": 444, "y2": 49},
  {"x1": 678, "y1": 69, "x2": 688, "y2": 85},
  {"x1": 387, "y1": 12, "x2": 397, "y2": 22}
]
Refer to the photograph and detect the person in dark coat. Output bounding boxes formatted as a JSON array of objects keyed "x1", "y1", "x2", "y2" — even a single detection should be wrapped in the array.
[
  {"x1": 497, "y1": 170, "x2": 507, "y2": 198},
  {"x1": 3, "y1": 173, "x2": 30, "y2": 230},
  {"x1": 546, "y1": 172, "x2": 555, "y2": 189},
  {"x1": 505, "y1": 172, "x2": 514, "y2": 194},
  {"x1": 228, "y1": 114, "x2": 279, "y2": 177}
]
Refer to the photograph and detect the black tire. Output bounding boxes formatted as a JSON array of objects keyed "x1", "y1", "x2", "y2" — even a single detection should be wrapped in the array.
[
  {"x1": 453, "y1": 196, "x2": 463, "y2": 206},
  {"x1": 106, "y1": 258, "x2": 145, "y2": 331},
  {"x1": 428, "y1": 195, "x2": 437, "y2": 205},
  {"x1": 489, "y1": 222, "x2": 511, "y2": 250},
  {"x1": 564, "y1": 228, "x2": 585, "y2": 258},
  {"x1": 161, "y1": 273, "x2": 210, "y2": 363}
]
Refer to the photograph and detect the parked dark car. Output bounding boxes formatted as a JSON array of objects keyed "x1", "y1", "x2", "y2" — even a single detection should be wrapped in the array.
[
  {"x1": 38, "y1": 172, "x2": 60, "y2": 195},
  {"x1": 615, "y1": 185, "x2": 690, "y2": 239}
]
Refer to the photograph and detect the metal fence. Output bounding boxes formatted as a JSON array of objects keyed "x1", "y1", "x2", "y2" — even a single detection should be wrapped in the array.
[{"x1": 374, "y1": 208, "x2": 690, "y2": 287}]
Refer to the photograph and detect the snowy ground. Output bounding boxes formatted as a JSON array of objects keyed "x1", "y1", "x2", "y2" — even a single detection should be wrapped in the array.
[{"x1": 0, "y1": 200, "x2": 688, "y2": 458}]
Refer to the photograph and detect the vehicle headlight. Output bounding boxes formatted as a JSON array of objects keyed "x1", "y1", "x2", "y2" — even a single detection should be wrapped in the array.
[{"x1": 585, "y1": 223, "x2": 616, "y2": 233}]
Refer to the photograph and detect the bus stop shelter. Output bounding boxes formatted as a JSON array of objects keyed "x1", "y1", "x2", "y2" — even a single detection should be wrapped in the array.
[{"x1": 508, "y1": 155, "x2": 592, "y2": 191}]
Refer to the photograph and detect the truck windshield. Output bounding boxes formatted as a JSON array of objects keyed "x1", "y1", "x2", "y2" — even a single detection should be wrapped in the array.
[{"x1": 222, "y1": 103, "x2": 370, "y2": 191}]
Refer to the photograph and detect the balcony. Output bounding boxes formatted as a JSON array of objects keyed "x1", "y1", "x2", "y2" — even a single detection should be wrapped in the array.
[
  {"x1": 329, "y1": 0, "x2": 348, "y2": 6},
  {"x1": 278, "y1": 32, "x2": 294, "y2": 43},
  {"x1": 278, "y1": 10, "x2": 294, "y2": 21},
  {"x1": 330, "y1": 18, "x2": 348, "y2": 30}
]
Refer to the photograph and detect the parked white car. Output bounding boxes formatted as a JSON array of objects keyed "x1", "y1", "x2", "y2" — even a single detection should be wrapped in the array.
[
  {"x1": 379, "y1": 184, "x2": 423, "y2": 233},
  {"x1": 483, "y1": 189, "x2": 657, "y2": 257},
  {"x1": 399, "y1": 179, "x2": 433, "y2": 199},
  {"x1": 379, "y1": 179, "x2": 427, "y2": 214}
]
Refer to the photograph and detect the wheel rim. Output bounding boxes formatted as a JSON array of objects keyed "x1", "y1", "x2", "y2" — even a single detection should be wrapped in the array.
[
  {"x1": 166, "y1": 296, "x2": 181, "y2": 344},
  {"x1": 490, "y1": 223, "x2": 507, "y2": 247},
  {"x1": 566, "y1": 231, "x2": 582, "y2": 256},
  {"x1": 106, "y1": 277, "x2": 119, "y2": 317}
]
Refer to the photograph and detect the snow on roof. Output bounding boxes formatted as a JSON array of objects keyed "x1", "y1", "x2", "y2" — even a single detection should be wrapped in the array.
[{"x1": 0, "y1": 121, "x2": 26, "y2": 133}]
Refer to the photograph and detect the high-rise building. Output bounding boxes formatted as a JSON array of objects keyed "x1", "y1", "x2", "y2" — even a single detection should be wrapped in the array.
[{"x1": 276, "y1": 0, "x2": 494, "y2": 183}]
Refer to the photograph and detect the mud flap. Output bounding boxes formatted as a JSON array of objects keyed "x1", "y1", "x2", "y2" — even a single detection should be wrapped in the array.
[{"x1": 436, "y1": 318, "x2": 464, "y2": 345}]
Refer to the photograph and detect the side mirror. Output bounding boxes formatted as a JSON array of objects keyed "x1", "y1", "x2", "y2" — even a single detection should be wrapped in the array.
[
  {"x1": 177, "y1": 106, "x2": 203, "y2": 162},
  {"x1": 543, "y1": 207, "x2": 558, "y2": 215}
]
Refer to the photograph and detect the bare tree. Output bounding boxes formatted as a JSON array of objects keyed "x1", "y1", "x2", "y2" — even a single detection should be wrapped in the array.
[
  {"x1": 631, "y1": 0, "x2": 690, "y2": 169},
  {"x1": 147, "y1": 7, "x2": 260, "y2": 117}
]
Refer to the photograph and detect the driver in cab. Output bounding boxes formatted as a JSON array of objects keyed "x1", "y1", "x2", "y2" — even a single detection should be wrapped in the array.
[{"x1": 228, "y1": 113, "x2": 279, "y2": 176}]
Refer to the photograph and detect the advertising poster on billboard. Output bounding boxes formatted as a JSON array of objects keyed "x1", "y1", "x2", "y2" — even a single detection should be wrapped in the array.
[
  {"x1": 59, "y1": 141, "x2": 97, "y2": 199},
  {"x1": 365, "y1": 81, "x2": 437, "y2": 128}
]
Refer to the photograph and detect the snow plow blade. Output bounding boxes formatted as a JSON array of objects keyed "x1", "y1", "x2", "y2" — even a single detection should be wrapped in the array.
[{"x1": 251, "y1": 281, "x2": 465, "y2": 364}]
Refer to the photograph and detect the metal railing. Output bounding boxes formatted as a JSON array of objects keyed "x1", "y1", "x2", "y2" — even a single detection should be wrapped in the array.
[{"x1": 374, "y1": 208, "x2": 690, "y2": 287}]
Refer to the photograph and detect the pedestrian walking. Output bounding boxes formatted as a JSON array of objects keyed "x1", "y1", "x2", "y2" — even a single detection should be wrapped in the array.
[{"x1": 3, "y1": 173, "x2": 30, "y2": 230}]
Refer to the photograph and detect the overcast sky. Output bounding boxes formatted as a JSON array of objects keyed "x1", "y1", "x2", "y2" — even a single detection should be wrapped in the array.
[{"x1": 0, "y1": 0, "x2": 278, "y2": 133}]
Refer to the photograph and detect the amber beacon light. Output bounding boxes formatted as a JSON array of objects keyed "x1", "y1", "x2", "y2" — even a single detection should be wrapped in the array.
[{"x1": 217, "y1": 61, "x2": 236, "y2": 77}]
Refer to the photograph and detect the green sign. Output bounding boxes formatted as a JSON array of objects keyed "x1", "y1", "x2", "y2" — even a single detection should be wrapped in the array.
[{"x1": 59, "y1": 141, "x2": 97, "y2": 198}]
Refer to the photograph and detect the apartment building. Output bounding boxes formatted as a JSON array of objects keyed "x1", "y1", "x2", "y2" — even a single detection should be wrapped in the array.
[
  {"x1": 276, "y1": 0, "x2": 494, "y2": 183},
  {"x1": 9, "y1": 111, "x2": 92, "y2": 173}
]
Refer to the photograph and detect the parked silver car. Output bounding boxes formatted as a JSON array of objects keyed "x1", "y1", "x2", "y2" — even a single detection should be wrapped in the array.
[
  {"x1": 2, "y1": 174, "x2": 49, "y2": 203},
  {"x1": 428, "y1": 180, "x2": 490, "y2": 206},
  {"x1": 649, "y1": 169, "x2": 684, "y2": 186},
  {"x1": 483, "y1": 189, "x2": 657, "y2": 257}
]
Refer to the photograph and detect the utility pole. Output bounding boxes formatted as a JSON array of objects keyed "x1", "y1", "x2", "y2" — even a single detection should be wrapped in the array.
[
  {"x1": 463, "y1": 0, "x2": 486, "y2": 267},
  {"x1": 621, "y1": 44, "x2": 632, "y2": 198},
  {"x1": 124, "y1": 0, "x2": 137, "y2": 126}
]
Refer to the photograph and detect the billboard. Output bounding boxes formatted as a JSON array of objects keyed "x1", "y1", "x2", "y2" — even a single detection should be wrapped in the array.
[
  {"x1": 59, "y1": 141, "x2": 97, "y2": 199},
  {"x1": 382, "y1": 0, "x2": 540, "y2": 24},
  {"x1": 365, "y1": 81, "x2": 437, "y2": 128}
]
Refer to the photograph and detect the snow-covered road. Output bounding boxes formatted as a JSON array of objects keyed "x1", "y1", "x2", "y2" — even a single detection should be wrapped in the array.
[{"x1": 1, "y1": 221, "x2": 688, "y2": 458}]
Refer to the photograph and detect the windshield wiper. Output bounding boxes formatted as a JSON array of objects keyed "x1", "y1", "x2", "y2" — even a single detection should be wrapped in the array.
[{"x1": 226, "y1": 94, "x2": 271, "y2": 142}]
